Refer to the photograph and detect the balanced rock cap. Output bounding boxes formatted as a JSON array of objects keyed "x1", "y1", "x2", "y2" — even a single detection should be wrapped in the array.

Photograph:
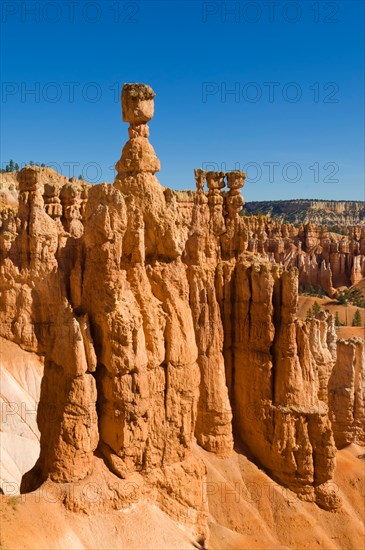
[
  {"x1": 122, "y1": 83, "x2": 156, "y2": 124},
  {"x1": 17, "y1": 166, "x2": 40, "y2": 190}
]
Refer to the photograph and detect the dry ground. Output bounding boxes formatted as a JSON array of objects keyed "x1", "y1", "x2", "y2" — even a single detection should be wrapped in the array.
[
  {"x1": 196, "y1": 443, "x2": 365, "y2": 550},
  {"x1": 1, "y1": 443, "x2": 364, "y2": 550},
  {"x1": 297, "y1": 296, "x2": 365, "y2": 340}
]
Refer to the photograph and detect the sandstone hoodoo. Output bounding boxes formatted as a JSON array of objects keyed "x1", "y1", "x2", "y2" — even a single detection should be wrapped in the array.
[
  {"x1": 236, "y1": 217, "x2": 365, "y2": 295},
  {"x1": 1, "y1": 83, "x2": 364, "y2": 549}
]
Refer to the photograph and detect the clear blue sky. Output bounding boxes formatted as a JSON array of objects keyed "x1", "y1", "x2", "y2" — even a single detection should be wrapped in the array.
[{"x1": 1, "y1": 0, "x2": 364, "y2": 201}]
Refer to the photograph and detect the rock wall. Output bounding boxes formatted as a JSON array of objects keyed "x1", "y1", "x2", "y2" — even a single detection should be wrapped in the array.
[
  {"x1": 1, "y1": 83, "x2": 364, "y2": 541},
  {"x1": 3, "y1": 177, "x2": 364, "y2": 297},
  {"x1": 216, "y1": 259, "x2": 340, "y2": 508},
  {"x1": 237, "y1": 217, "x2": 365, "y2": 294},
  {"x1": 329, "y1": 338, "x2": 365, "y2": 448},
  {"x1": 244, "y1": 199, "x2": 365, "y2": 227}
]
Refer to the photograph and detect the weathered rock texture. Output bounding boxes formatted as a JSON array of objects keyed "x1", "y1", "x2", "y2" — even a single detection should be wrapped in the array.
[
  {"x1": 1, "y1": 83, "x2": 365, "y2": 541},
  {"x1": 329, "y1": 337, "x2": 365, "y2": 448},
  {"x1": 0, "y1": 338, "x2": 43, "y2": 490},
  {"x1": 237, "y1": 216, "x2": 365, "y2": 295},
  {"x1": 0, "y1": 172, "x2": 18, "y2": 208},
  {"x1": 4, "y1": 178, "x2": 364, "y2": 296}
]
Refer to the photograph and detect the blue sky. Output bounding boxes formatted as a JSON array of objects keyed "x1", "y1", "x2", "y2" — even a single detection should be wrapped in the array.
[{"x1": 1, "y1": 0, "x2": 364, "y2": 200}]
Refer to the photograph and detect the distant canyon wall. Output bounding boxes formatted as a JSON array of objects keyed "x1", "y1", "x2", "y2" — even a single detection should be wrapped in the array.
[
  {"x1": 244, "y1": 199, "x2": 365, "y2": 228},
  {"x1": 239, "y1": 217, "x2": 365, "y2": 294}
]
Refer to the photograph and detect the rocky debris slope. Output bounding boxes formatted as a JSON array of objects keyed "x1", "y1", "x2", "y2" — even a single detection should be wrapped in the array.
[
  {"x1": 0, "y1": 83, "x2": 364, "y2": 545},
  {"x1": 244, "y1": 199, "x2": 365, "y2": 227},
  {"x1": 0, "y1": 338, "x2": 43, "y2": 491},
  {"x1": 1, "y1": 443, "x2": 364, "y2": 550}
]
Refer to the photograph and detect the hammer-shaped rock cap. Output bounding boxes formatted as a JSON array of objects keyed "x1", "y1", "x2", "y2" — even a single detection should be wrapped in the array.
[
  {"x1": 122, "y1": 83, "x2": 156, "y2": 124},
  {"x1": 17, "y1": 166, "x2": 40, "y2": 190},
  {"x1": 206, "y1": 171, "x2": 226, "y2": 190},
  {"x1": 226, "y1": 170, "x2": 246, "y2": 189}
]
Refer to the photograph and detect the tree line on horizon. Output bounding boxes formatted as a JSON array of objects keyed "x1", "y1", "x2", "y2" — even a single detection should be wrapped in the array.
[{"x1": 0, "y1": 160, "x2": 47, "y2": 174}]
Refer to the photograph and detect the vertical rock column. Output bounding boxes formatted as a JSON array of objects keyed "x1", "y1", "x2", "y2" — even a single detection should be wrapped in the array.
[
  {"x1": 115, "y1": 84, "x2": 160, "y2": 180},
  {"x1": 81, "y1": 84, "x2": 208, "y2": 538},
  {"x1": 16, "y1": 167, "x2": 59, "y2": 272},
  {"x1": 226, "y1": 170, "x2": 245, "y2": 219},
  {"x1": 0, "y1": 212, "x2": 16, "y2": 263},
  {"x1": 60, "y1": 183, "x2": 84, "y2": 238},
  {"x1": 43, "y1": 183, "x2": 62, "y2": 228},
  {"x1": 16, "y1": 167, "x2": 99, "y2": 490},
  {"x1": 194, "y1": 169, "x2": 207, "y2": 205},
  {"x1": 329, "y1": 338, "x2": 365, "y2": 448},
  {"x1": 34, "y1": 310, "x2": 99, "y2": 485},
  {"x1": 221, "y1": 170, "x2": 246, "y2": 255},
  {"x1": 222, "y1": 259, "x2": 339, "y2": 508},
  {"x1": 184, "y1": 170, "x2": 233, "y2": 457},
  {"x1": 206, "y1": 171, "x2": 226, "y2": 236},
  {"x1": 114, "y1": 84, "x2": 158, "y2": 260},
  {"x1": 84, "y1": 84, "x2": 201, "y2": 476},
  {"x1": 114, "y1": 84, "x2": 185, "y2": 259}
]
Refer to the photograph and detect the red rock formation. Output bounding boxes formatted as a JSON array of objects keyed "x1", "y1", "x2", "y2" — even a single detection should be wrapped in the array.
[
  {"x1": 215, "y1": 258, "x2": 339, "y2": 509},
  {"x1": 329, "y1": 337, "x2": 365, "y2": 448},
  {"x1": 239, "y1": 217, "x2": 365, "y2": 295},
  {"x1": 1, "y1": 83, "x2": 365, "y2": 543}
]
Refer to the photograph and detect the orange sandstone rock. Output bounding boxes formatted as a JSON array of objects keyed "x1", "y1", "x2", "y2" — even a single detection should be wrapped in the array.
[{"x1": 2, "y1": 83, "x2": 365, "y2": 545}]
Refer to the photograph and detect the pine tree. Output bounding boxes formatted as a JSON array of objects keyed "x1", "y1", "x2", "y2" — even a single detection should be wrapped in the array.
[
  {"x1": 306, "y1": 307, "x2": 314, "y2": 319},
  {"x1": 317, "y1": 286, "x2": 325, "y2": 298},
  {"x1": 5, "y1": 165, "x2": 10, "y2": 172},
  {"x1": 9, "y1": 159, "x2": 15, "y2": 172},
  {"x1": 29, "y1": 161, "x2": 34, "y2": 166},
  {"x1": 338, "y1": 290, "x2": 350, "y2": 305},
  {"x1": 312, "y1": 301, "x2": 321, "y2": 316},
  {"x1": 41, "y1": 163, "x2": 45, "y2": 167},
  {"x1": 335, "y1": 311, "x2": 341, "y2": 327},
  {"x1": 308, "y1": 284, "x2": 315, "y2": 296},
  {"x1": 352, "y1": 309, "x2": 362, "y2": 327},
  {"x1": 14, "y1": 163, "x2": 19, "y2": 171}
]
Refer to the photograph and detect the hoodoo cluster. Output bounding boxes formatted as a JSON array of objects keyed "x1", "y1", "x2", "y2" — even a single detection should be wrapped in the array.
[
  {"x1": 0, "y1": 83, "x2": 364, "y2": 546},
  {"x1": 194, "y1": 169, "x2": 245, "y2": 219}
]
